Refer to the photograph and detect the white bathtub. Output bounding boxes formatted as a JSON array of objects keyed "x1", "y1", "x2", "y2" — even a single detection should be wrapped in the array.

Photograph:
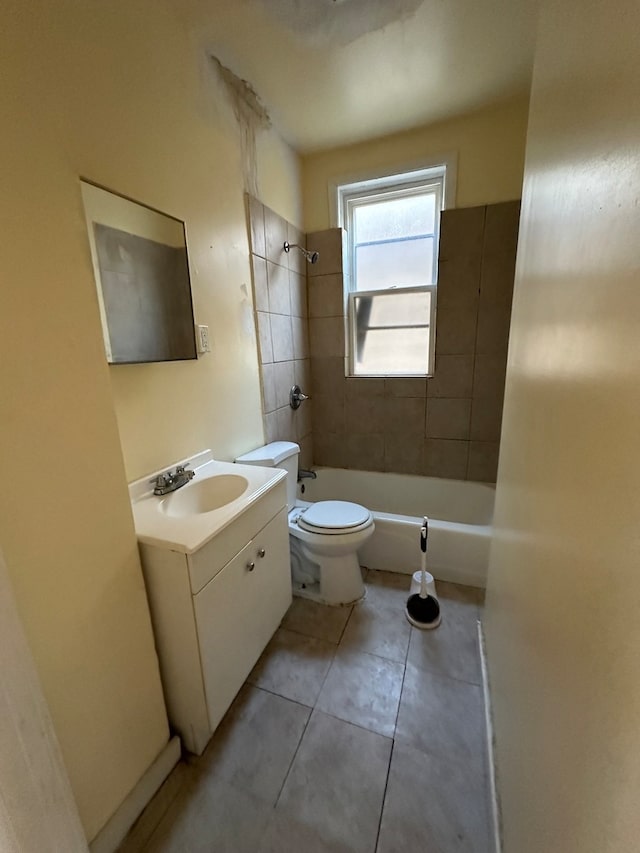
[{"x1": 300, "y1": 468, "x2": 495, "y2": 588}]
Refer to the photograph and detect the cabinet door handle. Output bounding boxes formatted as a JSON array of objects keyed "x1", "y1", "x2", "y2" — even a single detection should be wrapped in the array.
[
  {"x1": 246, "y1": 561, "x2": 255, "y2": 572},
  {"x1": 257, "y1": 548, "x2": 266, "y2": 558}
]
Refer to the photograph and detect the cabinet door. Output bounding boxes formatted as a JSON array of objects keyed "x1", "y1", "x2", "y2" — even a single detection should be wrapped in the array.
[{"x1": 193, "y1": 509, "x2": 291, "y2": 734}]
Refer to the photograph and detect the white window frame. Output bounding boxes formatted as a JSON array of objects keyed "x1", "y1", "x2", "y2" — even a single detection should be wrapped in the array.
[{"x1": 336, "y1": 163, "x2": 451, "y2": 378}]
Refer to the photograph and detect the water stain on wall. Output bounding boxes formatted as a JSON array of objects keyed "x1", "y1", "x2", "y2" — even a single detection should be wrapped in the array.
[{"x1": 210, "y1": 55, "x2": 271, "y2": 197}]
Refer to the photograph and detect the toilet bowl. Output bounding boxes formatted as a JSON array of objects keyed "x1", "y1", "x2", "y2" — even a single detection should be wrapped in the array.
[{"x1": 235, "y1": 442, "x2": 374, "y2": 605}]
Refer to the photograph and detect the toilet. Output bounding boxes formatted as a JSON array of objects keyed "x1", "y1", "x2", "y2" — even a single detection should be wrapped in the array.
[{"x1": 235, "y1": 441, "x2": 374, "y2": 605}]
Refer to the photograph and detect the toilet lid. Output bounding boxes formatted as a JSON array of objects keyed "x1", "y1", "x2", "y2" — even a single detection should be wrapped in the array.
[{"x1": 298, "y1": 500, "x2": 371, "y2": 532}]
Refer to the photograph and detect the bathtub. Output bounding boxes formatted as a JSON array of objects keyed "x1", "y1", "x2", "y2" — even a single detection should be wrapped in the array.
[{"x1": 299, "y1": 468, "x2": 495, "y2": 588}]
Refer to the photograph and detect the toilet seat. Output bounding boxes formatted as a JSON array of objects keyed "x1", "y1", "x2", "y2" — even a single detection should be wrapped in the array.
[{"x1": 297, "y1": 500, "x2": 373, "y2": 535}]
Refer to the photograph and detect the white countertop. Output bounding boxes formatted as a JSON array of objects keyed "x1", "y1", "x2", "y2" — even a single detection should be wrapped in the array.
[{"x1": 129, "y1": 451, "x2": 286, "y2": 554}]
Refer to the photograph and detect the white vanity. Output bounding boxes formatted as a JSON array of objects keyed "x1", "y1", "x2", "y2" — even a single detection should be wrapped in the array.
[{"x1": 129, "y1": 451, "x2": 291, "y2": 755}]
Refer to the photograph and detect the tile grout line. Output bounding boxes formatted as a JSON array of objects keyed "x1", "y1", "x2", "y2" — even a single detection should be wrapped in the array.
[
  {"x1": 272, "y1": 705, "x2": 314, "y2": 811},
  {"x1": 373, "y1": 738, "x2": 395, "y2": 853}
]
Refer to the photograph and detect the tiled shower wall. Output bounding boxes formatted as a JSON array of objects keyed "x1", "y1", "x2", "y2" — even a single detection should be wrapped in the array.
[
  {"x1": 247, "y1": 195, "x2": 313, "y2": 468},
  {"x1": 308, "y1": 201, "x2": 520, "y2": 483}
]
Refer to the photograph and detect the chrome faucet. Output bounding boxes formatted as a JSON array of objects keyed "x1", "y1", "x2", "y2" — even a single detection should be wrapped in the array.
[
  {"x1": 298, "y1": 468, "x2": 317, "y2": 481},
  {"x1": 151, "y1": 463, "x2": 195, "y2": 496}
]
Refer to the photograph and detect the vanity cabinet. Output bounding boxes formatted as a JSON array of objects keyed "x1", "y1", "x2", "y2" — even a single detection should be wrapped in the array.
[{"x1": 139, "y1": 484, "x2": 291, "y2": 755}]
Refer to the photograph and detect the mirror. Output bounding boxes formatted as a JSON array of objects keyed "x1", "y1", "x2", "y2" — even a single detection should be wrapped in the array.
[{"x1": 81, "y1": 181, "x2": 197, "y2": 364}]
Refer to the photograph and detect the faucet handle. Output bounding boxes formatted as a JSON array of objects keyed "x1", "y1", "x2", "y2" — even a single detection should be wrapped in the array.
[{"x1": 175, "y1": 463, "x2": 190, "y2": 474}]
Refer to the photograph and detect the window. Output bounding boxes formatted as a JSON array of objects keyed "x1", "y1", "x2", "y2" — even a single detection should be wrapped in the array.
[{"x1": 338, "y1": 166, "x2": 447, "y2": 377}]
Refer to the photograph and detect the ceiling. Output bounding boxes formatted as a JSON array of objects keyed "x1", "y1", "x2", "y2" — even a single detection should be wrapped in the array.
[{"x1": 188, "y1": 0, "x2": 539, "y2": 153}]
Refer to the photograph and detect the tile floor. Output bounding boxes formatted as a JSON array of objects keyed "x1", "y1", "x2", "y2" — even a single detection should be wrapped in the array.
[{"x1": 120, "y1": 571, "x2": 491, "y2": 853}]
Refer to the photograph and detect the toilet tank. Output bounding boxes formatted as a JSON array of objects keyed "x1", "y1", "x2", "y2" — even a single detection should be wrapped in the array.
[{"x1": 235, "y1": 441, "x2": 300, "y2": 511}]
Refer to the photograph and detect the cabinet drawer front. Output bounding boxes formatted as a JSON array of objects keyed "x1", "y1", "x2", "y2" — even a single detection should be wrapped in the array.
[
  {"x1": 193, "y1": 508, "x2": 291, "y2": 734},
  {"x1": 188, "y1": 480, "x2": 286, "y2": 593}
]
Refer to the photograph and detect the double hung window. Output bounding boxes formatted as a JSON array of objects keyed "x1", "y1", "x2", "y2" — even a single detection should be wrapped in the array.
[{"x1": 339, "y1": 167, "x2": 446, "y2": 376}]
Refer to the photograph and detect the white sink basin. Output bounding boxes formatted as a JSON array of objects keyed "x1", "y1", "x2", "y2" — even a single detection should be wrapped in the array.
[
  {"x1": 160, "y1": 474, "x2": 249, "y2": 518},
  {"x1": 129, "y1": 451, "x2": 286, "y2": 554}
]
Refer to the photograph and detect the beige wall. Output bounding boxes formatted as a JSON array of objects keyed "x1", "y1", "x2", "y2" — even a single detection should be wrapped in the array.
[
  {"x1": 301, "y1": 97, "x2": 529, "y2": 233},
  {"x1": 484, "y1": 0, "x2": 640, "y2": 850},
  {"x1": 1, "y1": 0, "x2": 300, "y2": 840}
]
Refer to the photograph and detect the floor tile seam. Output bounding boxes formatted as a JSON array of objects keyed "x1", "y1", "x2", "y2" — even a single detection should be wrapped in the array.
[
  {"x1": 272, "y1": 705, "x2": 314, "y2": 811},
  {"x1": 249, "y1": 682, "x2": 316, "y2": 711},
  {"x1": 276, "y1": 623, "x2": 342, "y2": 646},
  {"x1": 336, "y1": 604, "x2": 355, "y2": 645},
  {"x1": 392, "y1": 641, "x2": 411, "y2": 742},
  {"x1": 334, "y1": 643, "x2": 409, "y2": 671},
  {"x1": 405, "y1": 658, "x2": 483, "y2": 688},
  {"x1": 391, "y1": 730, "x2": 489, "y2": 781},
  {"x1": 374, "y1": 738, "x2": 395, "y2": 853},
  {"x1": 337, "y1": 633, "x2": 409, "y2": 665},
  {"x1": 313, "y1": 707, "x2": 395, "y2": 745}
]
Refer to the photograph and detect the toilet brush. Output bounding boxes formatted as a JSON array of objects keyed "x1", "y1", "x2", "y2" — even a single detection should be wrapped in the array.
[{"x1": 405, "y1": 517, "x2": 441, "y2": 629}]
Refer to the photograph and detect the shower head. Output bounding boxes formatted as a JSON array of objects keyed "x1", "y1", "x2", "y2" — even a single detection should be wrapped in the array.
[{"x1": 283, "y1": 241, "x2": 319, "y2": 265}]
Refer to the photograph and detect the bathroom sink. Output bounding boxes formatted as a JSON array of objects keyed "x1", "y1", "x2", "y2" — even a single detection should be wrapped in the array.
[
  {"x1": 129, "y1": 451, "x2": 287, "y2": 554},
  {"x1": 160, "y1": 474, "x2": 249, "y2": 518}
]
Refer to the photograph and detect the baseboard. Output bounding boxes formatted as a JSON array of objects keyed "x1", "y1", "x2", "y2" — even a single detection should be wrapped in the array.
[
  {"x1": 478, "y1": 622, "x2": 502, "y2": 853},
  {"x1": 89, "y1": 736, "x2": 181, "y2": 853}
]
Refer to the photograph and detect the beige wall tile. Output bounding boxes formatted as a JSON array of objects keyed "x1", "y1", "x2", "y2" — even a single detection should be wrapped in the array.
[
  {"x1": 482, "y1": 200, "x2": 520, "y2": 259},
  {"x1": 346, "y1": 395, "x2": 386, "y2": 435},
  {"x1": 267, "y1": 261, "x2": 291, "y2": 316},
  {"x1": 313, "y1": 393, "x2": 346, "y2": 434},
  {"x1": 384, "y1": 435, "x2": 425, "y2": 475},
  {"x1": 434, "y1": 303, "x2": 478, "y2": 355},
  {"x1": 295, "y1": 400, "x2": 313, "y2": 440},
  {"x1": 261, "y1": 362, "x2": 277, "y2": 414},
  {"x1": 470, "y1": 397, "x2": 504, "y2": 441},
  {"x1": 264, "y1": 205, "x2": 288, "y2": 266},
  {"x1": 294, "y1": 359, "x2": 312, "y2": 393},
  {"x1": 307, "y1": 229, "x2": 343, "y2": 277},
  {"x1": 298, "y1": 435, "x2": 314, "y2": 470},
  {"x1": 426, "y1": 398, "x2": 472, "y2": 440},
  {"x1": 472, "y1": 353, "x2": 508, "y2": 397},
  {"x1": 289, "y1": 272, "x2": 308, "y2": 318},
  {"x1": 428, "y1": 354, "x2": 474, "y2": 398},
  {"x1": 309, "y1": 317, "x2": 344, "y2": 358},
  {"x1": 271, "y1": 314, "x2": 294, "y2": 362},
  {"x1": 346, "y1": 377, "x2": 385, "y2": 397},
  {"x1": 346, "y1": 433, "x2": 385, "y2": 472},
  {"x1": 467, "y1": 441, "x2": 499, "y2": 482},
  {"x1": 438, "y1": 206, "x2": 486, "y2": 261},
  {"x1": 257, "y1": 312, "x2": 274, "y2": 364},
  {"x1": 384, "y1": 397, "x2": 426, "y2": 435},
  {"x1": 424, "y1": 439, "x2": 469, "y2": 479},
  {"x1": 276, "y1": 405, "x2": 296, "y2": 443},
  {"x1": 265, "y1": 411, "x2": 278, "y2": 443},
  {"x1": 475, "y1": 303, "x2": 512, "y2": 354},
  {"x1": 248, "y1": 195, "x2": 266, "y2": 259},
  {"x1": 251, "y1": 255, "x2": 269, "y2": 313},
  {"x1": 311, "y1": 356, "x2": 345, "y2": 398},
  {"x1": 308, "y1": 274, "x2": 344, "y2": 318},
  {"x1": 437, "y1": 256, "x2": 482, "y2": 304},
  {"x1": 314, "y1": 432, "x2": 347, "y2": 468},
  {"x1": 274, "y1": 360, "x2": 295, "y2": 409},
  {"x1": 384, "y1": 378, "x2": 427, "y2": 398},
  {"x1": 479, "y1": 252, "x2": 517, "y2": 307},
  {"x1": 292, "y1": 316, "x2": 310, "y2": 360}
]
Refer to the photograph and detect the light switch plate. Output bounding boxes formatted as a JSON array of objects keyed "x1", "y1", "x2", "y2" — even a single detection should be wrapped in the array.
[{"x1": 196, "y1": 324, "x2": 210, "y2": 354}]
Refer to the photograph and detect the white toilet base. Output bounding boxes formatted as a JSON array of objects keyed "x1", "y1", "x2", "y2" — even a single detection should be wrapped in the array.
[{"x1": 309, "y1": 548, "x2": 365, "y2": 605}]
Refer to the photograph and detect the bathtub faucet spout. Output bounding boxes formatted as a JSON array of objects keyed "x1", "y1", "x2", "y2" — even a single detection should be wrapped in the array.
[{"x1": 298, "y1": 468, "x2": 317, "y2": 482}]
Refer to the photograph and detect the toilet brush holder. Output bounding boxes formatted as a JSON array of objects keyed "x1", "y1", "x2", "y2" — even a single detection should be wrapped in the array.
[{"x1": 410, "y1": 570, "x2": 437, "y2": 599}]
